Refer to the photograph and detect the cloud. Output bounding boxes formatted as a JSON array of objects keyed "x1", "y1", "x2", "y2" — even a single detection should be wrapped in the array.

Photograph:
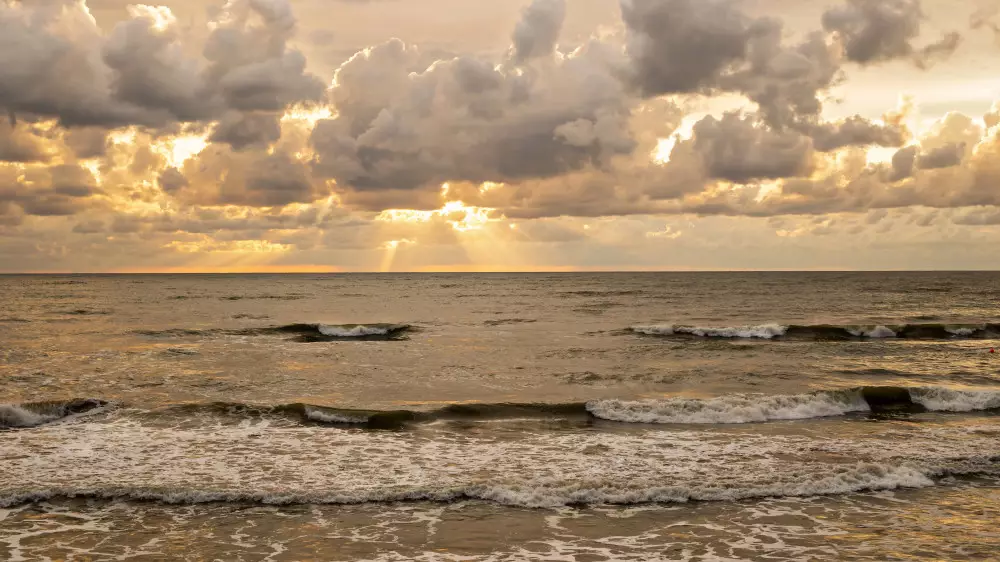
[
  {"x1": 621, "y1": 0, "x2": 761, "y2": 96},
  {"x1": 821, "y1": 0, "x2": 960, "y2": 67},
  {"x1": 676, "y1": 112, "x2": 816, "y2": 183},
  {"x1": 0, "y1": 0, "x2": 998, "y2": 273},
  {"x1": 209, "y1": 111, "x2": 282, "y2": 149},
  {"x1": 971, "y1": 6, "x2": 1000, "y2": 45},
  {"x1": 169, "y1": 144, "x2": 329, "y2": 207},
  {"x1": 807, "y1": 116, "x2": 908, "y2": 152},
  {"x1": 510, "y1": 0, "x2": 566, "y2": 64},
  {"x1": 0, "y1": 122, "x2": 51, "y2": 163},
  {"x1": 311, "y1": 33, "x2": 633, "y2": 193},
  {"x1": 723, "y1": 27, "x2": 843, "y2": 129},
  {"x1": 917, "y1": 142, "x2": 965, "y2": 169},
  {"x1": 0, "y1": 0, "x2": 323, "y2": 133}
]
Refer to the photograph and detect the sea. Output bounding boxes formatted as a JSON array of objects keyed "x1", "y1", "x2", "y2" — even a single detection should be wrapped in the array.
[{"x1": 1, "y1": 272, "x2": 999, "y2": 561}]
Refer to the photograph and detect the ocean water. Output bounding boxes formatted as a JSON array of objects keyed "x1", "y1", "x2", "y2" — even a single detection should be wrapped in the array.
[{"x1": 1, "y1": 272, "x2": 999, "y2": 561}]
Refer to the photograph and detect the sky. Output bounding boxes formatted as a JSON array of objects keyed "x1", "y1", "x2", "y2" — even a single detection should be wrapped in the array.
[{"x1": 1, "y1": 0, "x2": 1000, "y2": 272}]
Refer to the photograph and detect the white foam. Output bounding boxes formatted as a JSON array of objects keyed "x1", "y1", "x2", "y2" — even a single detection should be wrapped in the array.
[
  {"x1": 0, "y1": 401, "x2": 110, "y2": 429},
  {"x1": 586, "y1": 391, "x2": 870, "y2": 424},
  {"x1": 1, "y1": 412, "x2": 998, "y2": 509},
  {"x1": 317, "y1": 324, "x2": 401, "y2": 337},
  {"x1": 304, "y1": 408, "x2": 369, "y2": 424},
  {"x1": 944, "y1": 326, "x2": 981, "y2": 337},
  {"x1": 631, "y1": 324, "x2": 789, "y2": 339},
  {"x1": 846, "y1": 325, "x2": 897, "y2": 338},
  {"x1": 911, "y1": 387, "x2": 1000, "y2": 412},
  {"x1": 0, "y1": 405, "x2": 58, "y2": 429}
]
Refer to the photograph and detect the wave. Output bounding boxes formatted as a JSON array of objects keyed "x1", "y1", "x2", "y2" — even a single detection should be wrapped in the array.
[
  {"x1": 61, "y1": 308, "x2": 112, "y2": 316},
  {"x1": 587, "y1": 386, "x2": 1000, "y2": 424},
  {"x1": 483, "y1": 318, "x2": 538, "y2": 326},
  {"x1": 0, "y1": 463, "x2": 949, "y2": 508},
  {"x1": 0, "y1": 399, "x2": 109, "y2": 429},
  {"x1": 141, "y1": 386, "x2": 1000, "y2": 429},
  {"x1": 220, "y1": 294, "x2": 306, "y2": 301},
  {"x1": 134, "y1": 323, "x2": 412, "y2": 342},
  {"x1": 631, "y1": 324, "x2": 788, "y2": 339},
  {"x1": 630, "y1": 322, "x2": 1000, "y2": 340},
  {"x1": 910, "y1": 387, "x2": 1000, "y2": 412},
  {"x1": 273, "y1": 323, "x2": 411, "y2": 342},
  {"x1": 559, "y1": 290, "x2": 646, "y2": 297},
  {"x1": 164, "y1": 401, "x2": 592, "y2": 430}
]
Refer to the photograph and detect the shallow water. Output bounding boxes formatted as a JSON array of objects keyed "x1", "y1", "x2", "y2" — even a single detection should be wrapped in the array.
[{"x1": 1, "y1": 272, "x2": 999, "y2": 560}]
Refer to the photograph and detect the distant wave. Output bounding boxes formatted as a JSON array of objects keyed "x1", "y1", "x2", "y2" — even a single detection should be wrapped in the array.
[
  {"x1": 631, "y1": 324, "x2": 788, "y2": 339},
  {"x1": 559, "y1": 290, "x2": 646, "y2": 297},
  {"x1": 274, "y1": 323, "x2": 412, "y2": 342},
  {"x1": 0, "y1": 399, "x2": 109, "y2": 429},
  {"x1": 61, "y1": 308, "x2": 113, "y2": 316},
  {"x1": 630, "y1": 322, "x2": 1000, "y2": 340},
  {"x1": 134, "y1": 323, "x2": 412, "y2": 342},
  {"x1": 483, "y1": 318, "x2": 538, "y2": 327},
  {"x1": 220, "y1": 294, "x2": 306, "y2": 301}
]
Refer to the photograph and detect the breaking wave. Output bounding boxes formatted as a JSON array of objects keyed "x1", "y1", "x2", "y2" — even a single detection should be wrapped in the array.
[
  {"x1": 163, "y1": 401, "x2": 592, "y2": 430},
  {"x1": 587, "y1": 386, "x2": 1000, "y2": 424},
  {"x1": 0, "y1": 463, "x2": 953, "y2": 508},
  {"x1": 630, "y1": 322, "x2": 1000, "y2": 340},
  {"x1": 140, "y1": 386, "x2": 1000, "y2": 429},
  {"x1": 274, "y1": 323, "x2": 412, "y2": 341},
  {"x1": 631, "y1": 324, "x2": 788, "y2": 339},
  {"x1": 0, "y1": 399, "x2": 109, "y2": 429}
]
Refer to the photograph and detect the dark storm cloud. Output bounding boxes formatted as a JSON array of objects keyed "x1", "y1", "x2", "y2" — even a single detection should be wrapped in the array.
[
  {"x1": 821, "y1": 0, "x2": 961, "y2": 67},
  {"x1": 0, "y1": 0, "x2": 322, "y2": 133},
  {"x1": 917, "y1": 142, "x2": 965, "y2": 169},
  {"x1": 807, "y1": 116, "x2": 908, "y2": 152},
  {"x1": 238, "y1": 152, "x2": 318, "y2": 206},
  {"x1": 510, "y1": 0, "x2": 565, "y2": 64},
  {"x1": 158, "y1": 167, "x2": 189, "y2": 195},
  {"x1": 888, "y1": 141, "x2": 966, "y2": 181},
  {"x1": 822, "y1": 0, "x2": 922, "y2": 64},
  {"x1": 722, "y1": 27, "x2": 842, "y2": 129},
  {"x1": 168, "y1": 144, "x2": 330, "y2": 207},
  {"x1": 0, "y1": 0, "x2": 994, "y2": 236},
  {"x1": 63, "y1": 127, "x2": 110, "y2": 159},
  {"x1": 310, "y1": 2, "x2": 634, "y2": 193},
  {"x1": 621, "y1": 0, "x2": 761, "y2": 96},
  {"x1": 682, "y1": 113, "x2": 815, "y2": 182},
  {"x1": 890, "y1": 145, "x2": 918, "y2": 180},
  {"x1": 48, "y1": 164, "x2": 100, "y2": 197},
  {"x1": 0, "y1": 122, "x2": 50, "y2": 163},
  {"x1": 209, "y1": 111, "x2": 282, "y2": 150},
  {"x1": 0, "y1": 161, "x2": 103, "y2": 217},
  {"x1": 617, "y1": 0, "x2": 913, "y2": 152}
]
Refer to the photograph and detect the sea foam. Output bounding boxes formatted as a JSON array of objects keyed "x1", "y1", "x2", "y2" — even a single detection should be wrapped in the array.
[
  {"x1": 586, "y1": 391, "x2": 870, "y2": 424},
  {"x1": 631, "y1": 324, "x2": 789, "y2": 339}
]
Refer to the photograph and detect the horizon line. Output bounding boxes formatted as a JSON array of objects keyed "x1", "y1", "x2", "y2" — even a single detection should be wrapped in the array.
[{"x1": 2, "y1": 269, "x2": 1000, "y2": 275}]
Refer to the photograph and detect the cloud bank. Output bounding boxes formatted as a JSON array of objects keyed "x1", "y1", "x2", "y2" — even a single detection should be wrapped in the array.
[{"x1": 0, "y1": 0, "x2": 998, "y2": 271}]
